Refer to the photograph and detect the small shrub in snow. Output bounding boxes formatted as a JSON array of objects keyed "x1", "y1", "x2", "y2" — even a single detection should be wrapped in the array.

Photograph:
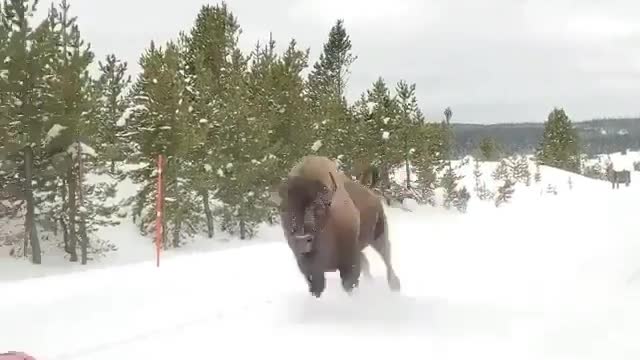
[
  {"x1": 473, "y1": 159, "x2": 482, "y2": 182},
  {"x1": 439, "y1": 167, "x2": 469, "y2": 212},
  {"x1": 414, "y1": 163, "x2": 437, "y2": 206},
  {"x1": 582, "y1": 163, "x2": 606, "y2": 181},
  {"x1": 634, "y1": 161, "x2": 640, "y2": 172},
  {"x1": 534, "y1": 163, "x2": 542, "y2": 183},
  {"x1": 452, "y1": 186, "x2": 471, "y2": 213},
  {"x1": 476, "y1": 183, "x2": 494, "y2": 201},
  {"x1": 512, "y1": 156, "x2": 531, "y2": 185},
  {"x1": 494, "y1": 179, "x2": 515, "y2": 207},
  {"x1": 472, "y1": 159, "x2": 494, "y2": 201},
  {"x1": 386, "y1": 182, "x2": 424, "y2": 210},
  {"x1": 492, "y1": 159, "x2": 510, "y2": 182}
]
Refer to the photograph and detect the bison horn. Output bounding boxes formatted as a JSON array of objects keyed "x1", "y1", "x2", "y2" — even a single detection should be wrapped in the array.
[
  {"x1": 293, "y1": 233, "x2": 313, "y2": 242},
  {"x1": 294, "y1": 233, "x2": 313, "y2": 254},
  {"x1": 328, "y1": 171, "x2": 337, "y2": 192}
]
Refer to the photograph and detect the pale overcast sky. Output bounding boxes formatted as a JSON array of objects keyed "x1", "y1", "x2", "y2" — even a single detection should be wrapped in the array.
[{"x1": 35, "y1": 0, "x2": 640, "y2": 124}]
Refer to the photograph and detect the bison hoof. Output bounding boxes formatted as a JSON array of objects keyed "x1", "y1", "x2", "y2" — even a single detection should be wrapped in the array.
[
  {"x1": 341, "y1": 274, "x2": 360, "y2": 293},
  {"x1": 308, "y1": 274, "x2": 325, "y2": 298},
  {"x1": 388, "y1": 274, "x2": 401, "y2": 292}
]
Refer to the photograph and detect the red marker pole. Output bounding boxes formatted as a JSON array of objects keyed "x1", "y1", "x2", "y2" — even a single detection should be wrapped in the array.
[{"x1": 156, "y1": 154, "x2": 163, "y2": 267}]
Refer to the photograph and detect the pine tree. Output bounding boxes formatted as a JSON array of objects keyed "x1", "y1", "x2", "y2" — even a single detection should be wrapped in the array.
[
  {"x1": 472, "y1": 158, "x2": 493, "y2": 200},
  {"x1": 0, "y1": 15, "x2": 18, "y2": 230},
  {"x1": 452, "y1": 186, "x2": 470, "y2": 213},
  {"x1": 492, "y1": 159, "x2": 511, "y2": 182},
  {"x1": 124, "y1": 40, "x2": 203, "y2": 247},
  {"x1": 495, "y1": 179, "x2": 514, "y2": 207},
  {"x1": 241, "y1": 38, "x2": 315, "y2": 227},
  {"x1": 179, "y1": 3, "x2": 243, "y2": 239},
  {"x1": 412, "y1": 122, "x2": 447, "y2": 205},
  {"x1": 473, "y1": 158, "x2": 482, "y2": 193},
  {"x1": 31, "y1": 1, "x2": 120, "y2": 263},
  {"x1": 92, "y1": 53, "x2": 132, "y2": 174},
  {"x1": 306, "y1": 19, "x2": 357, "y2": 162},
  {"x1": 355, "y1": 77, "x2": 403, "y2": 192},
  {"x1": 306, "y1": 19, "x2": 356, "y2": 110},
  {"x1": 534, "y1": 162, "x2": 542, "y2": 183},
  {"x1": 1, "y1": 0, "x2": 58, "y2": 264},
  {"x1": 248, "y1": 37, "x2": 312, "y2": 174},
  {"x1": 213, "y1": 47, "x2": 277, "y2": 239},
  {"x1": 181, "y1": 2, "x2": 239, "y2": 95},
  {"x1": 479, "y1": 137, "x2": 499, "y2": 161},
  {"x1": 536, "y1": 107, "x2": 581, "y2": 173},
  {"x1": 395, "y1": 80, "x2": 424, "y2": 189},
  {"x1": 0, "y1": 9, "x2": 11, "y2": 182},
  {"x1": 440, "y1": 166, "x2": 460, "y2": 209},
  {"x1": 512, "y1": 155, "x2": 531, "y2": 185}
]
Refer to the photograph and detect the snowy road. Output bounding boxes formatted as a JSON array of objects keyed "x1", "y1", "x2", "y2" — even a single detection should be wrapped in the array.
[{"x1": 2, "y1": 174, "x2": 640, "y2": 360}]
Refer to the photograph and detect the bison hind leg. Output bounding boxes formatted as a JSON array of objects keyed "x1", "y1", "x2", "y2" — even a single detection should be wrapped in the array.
[
  {"x1": 387, "y1": 269, "x2": 401, "y2": 292},
  {"x1": 371, "y1": 234, "x2": 401, "y2": 292},
  {"x1": 371, "y1": 217, "x2": 401, "y2": 292},
  {"x1": 360, "y1": 252, "x2": 372, "y2": 279}
]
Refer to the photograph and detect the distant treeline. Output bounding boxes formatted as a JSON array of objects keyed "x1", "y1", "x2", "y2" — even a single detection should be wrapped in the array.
[{"x1": 452, "y1": 117, "x2": 640, "y2": 157}]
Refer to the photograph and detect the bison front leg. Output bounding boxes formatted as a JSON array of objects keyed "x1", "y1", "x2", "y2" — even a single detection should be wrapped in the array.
[
  {"x1": 338, "y1": 237, "x2": 361, "y2": 294},
  {"x1": 306, "y1": 272, "x2": 326, "y2": 298},
  {"x1": 297, "y1": 256, "x2": 326, "y2": 298},
  {"x1": 339, "y1": 261, "x2": 361, "y2": 294}
]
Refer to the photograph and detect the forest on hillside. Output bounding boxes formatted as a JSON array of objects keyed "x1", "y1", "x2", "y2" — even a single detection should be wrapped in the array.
[
  {"x1": 453, "y1": 117, "x2": 640, "y2": 157},
  {"x1": 0, "y1": 0, "x2": 622, "y2": 266}
]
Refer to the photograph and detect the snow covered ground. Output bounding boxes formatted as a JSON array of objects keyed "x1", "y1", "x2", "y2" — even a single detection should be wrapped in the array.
[{"x1": 2, "y1": 154, "x2": 640, "y2": 360}]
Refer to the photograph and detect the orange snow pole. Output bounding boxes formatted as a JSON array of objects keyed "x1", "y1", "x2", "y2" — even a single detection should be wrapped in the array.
[{"x1": 155, "y1": 154, "x2": 164, "y2": 267}]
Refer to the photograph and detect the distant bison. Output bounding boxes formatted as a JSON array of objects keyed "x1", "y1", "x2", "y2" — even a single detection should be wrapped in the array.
[
  {"x1": 271, "y1": 155, "x2": 401, "y2": 298},
  {"x1": 608, "y1": 168, "x2": 631, "y2": 189}
]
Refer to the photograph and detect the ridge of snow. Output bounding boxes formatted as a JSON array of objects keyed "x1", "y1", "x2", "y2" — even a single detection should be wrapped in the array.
[{"x1": 45, "y1": 124, "x2": 67, "y2": 143}]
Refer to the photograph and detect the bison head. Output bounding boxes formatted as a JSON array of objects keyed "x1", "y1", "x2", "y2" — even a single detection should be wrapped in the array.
[{"x1": 270, "y1": 172, "x2": 338, "y2": 254}]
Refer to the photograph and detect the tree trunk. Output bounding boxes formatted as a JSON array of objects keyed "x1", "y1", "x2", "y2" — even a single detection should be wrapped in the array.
[
  {"x1": 67, "y1": 157, "x2": 78, "y2": 262},
  {"x1": 23, "y1": 145, "x2": 41, "y2": 264},
  {"x1": 77, "y1": 144, "x2": 88, "y2": 265},
  {"x1": 172, "y1": 217, "x2": 181, "y2": 248},
  {"x1": 60, "y1": 178, "x2": 72, "y2": 256},
  {"x1": 379, "y1": 163, "x2": 392, "y2": 206},
  {"x1": 239, "y1": 218, "x2": 247, "y2": 240},
  {"x1": 201, "y1": 189, "x2": 214, "y2": 238},
  {"x1": 79, "y1": 222, "x2": 89, "y2": 265},
  {"x1": 405, "y1": 157, "x2": 411, "y2": 189},
  {"x1": 60, "y1": 218, "x2": 70, "y2": 255}
]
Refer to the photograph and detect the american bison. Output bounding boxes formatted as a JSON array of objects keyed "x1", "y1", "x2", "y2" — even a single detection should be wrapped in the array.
[
  {"x1": 608, "y1": 167, "x2": 631, "y2": 189},
  {"x1": 271, "y1": 155, "x2": 401, "y2": 298}
]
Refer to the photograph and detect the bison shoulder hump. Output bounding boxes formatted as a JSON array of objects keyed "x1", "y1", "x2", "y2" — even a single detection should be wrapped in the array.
[{"x1": 289, "y1": 155, "x2": 340, "y2": 189}]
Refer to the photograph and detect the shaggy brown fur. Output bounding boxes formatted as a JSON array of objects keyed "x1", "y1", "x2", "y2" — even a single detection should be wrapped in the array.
[{"x1": 272, "y1": 155, "x2": 400, "y2": 297}]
